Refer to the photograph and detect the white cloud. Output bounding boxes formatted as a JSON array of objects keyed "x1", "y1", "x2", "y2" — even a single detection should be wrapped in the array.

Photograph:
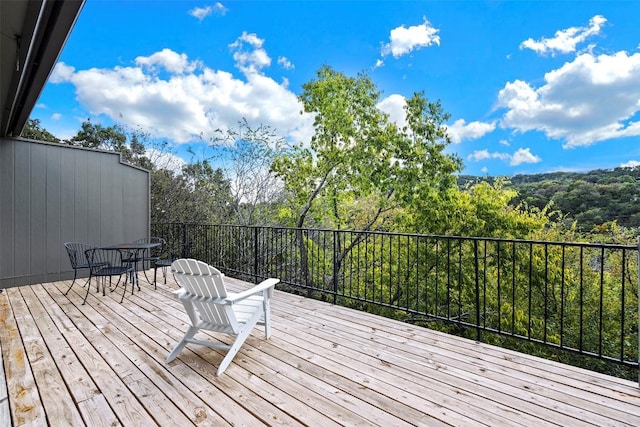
[
  {"x1": 467, "y1": 149, "x2": 508, "y2": 162},
  {"x1": 229, "y1": 31, "x2": 271, "y2": 73},
  {"x1": 467, "y1": 148, "x2": 540, "y2": 166},
  {"x1": 520, "y1": 15, "x2": 606, "y2": 56},
  {"x1": 374, "y1": 59, "x2": 384, "y2": 69},
  {"x1": 376, "y1": 94, "x2": 407, "y2": 130},
  {"x1": 446, "y1": 119, "x2": 496, "y2": 143},
  {"x1": 189, "y1": 6, "x2": 212, "y2": 20},
  {"x1": 135, "y1": 49, "x2": 197, "y2": 74},
  {"x1": 277, "y1": 56, "x2": 294, "y2": 70},
  {"x1": 510, "y1": 147, "x2": 541, "y2": 166},
  {"x1": 147, "y1": 148, "x2": 187, "y2": 173},
  {"x1": 50, "y1": 62, "x2": 75, "y2": 83},
  {"x1": 189, "y1": 3, "x2": 227, "y2": 21},
  {"x1": 497, "y1": 51, "x2": 640, "y2": 147},
  {"x1": 621, "y1": 160, "x2": 640, "y2": 168},
  {"x1": 381, "y1": 17, "x2": 440, "y2": 59},
  {"x1": 468, "y1": 150, "x2": 490, "y2": 161},
  {"x1": 51, "y1": 113, "x2": 62, "y2": 120},
  {"x1": 50, "y1": 49, "x2": 314, "y2": 146},
  {"x1": 213, "y1": 2, "x2": 227, "y2": 15}
]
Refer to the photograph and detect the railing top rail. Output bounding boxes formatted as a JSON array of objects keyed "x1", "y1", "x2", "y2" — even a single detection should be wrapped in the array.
[{"x1": 157, "y1": 222, "x2": 637, "y2": 250}]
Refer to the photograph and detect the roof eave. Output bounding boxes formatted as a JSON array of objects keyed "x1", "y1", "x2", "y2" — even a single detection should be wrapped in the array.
[{"x1": 1, "y1": 0, "x2": 85, "y2": 138}]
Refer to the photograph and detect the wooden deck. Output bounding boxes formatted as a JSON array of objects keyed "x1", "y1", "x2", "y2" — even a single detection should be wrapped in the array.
[{"x1": 1, "y1": 273, "x2": 639, "y2": 426}]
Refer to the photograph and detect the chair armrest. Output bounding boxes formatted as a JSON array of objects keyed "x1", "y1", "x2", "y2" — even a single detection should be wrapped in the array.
[
  {"x1": 226, "y1": 278, "x2": 279, "y2": 303},
  {"x1": 171, "y1": 289, "x2": 186, "y2": 300}
]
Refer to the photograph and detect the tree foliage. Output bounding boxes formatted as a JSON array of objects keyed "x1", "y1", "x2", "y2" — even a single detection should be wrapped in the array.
[
  {"x1": 460, "y1": 167, "x2": 640, "y2": 232},
  {"x1": 151, "y1": 161, "x2": 235, "y2": 224},
  {"x1": 67, "y1": 119, "x2": 151, "y2": 168},
  {"x1": 21, "y1": 118, "x2": 60, "y2": 142},
  {"x1": 272, "y1": 65, "x2": 462, "y2": 233}
]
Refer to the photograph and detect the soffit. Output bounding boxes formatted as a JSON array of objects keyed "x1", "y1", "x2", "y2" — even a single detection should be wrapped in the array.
[{"x1": 0, "y1": 0, "x2": 84, "y2": 138}]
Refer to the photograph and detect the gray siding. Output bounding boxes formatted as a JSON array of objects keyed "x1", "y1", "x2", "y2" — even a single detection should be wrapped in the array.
[{"x1": 0, "y1": 137, "x2": 150, "y2": 288}]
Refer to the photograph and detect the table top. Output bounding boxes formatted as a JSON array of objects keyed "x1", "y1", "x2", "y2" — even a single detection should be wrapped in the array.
[{"x1": 102, "y1": 242, "x2": 162, "y2": 250}]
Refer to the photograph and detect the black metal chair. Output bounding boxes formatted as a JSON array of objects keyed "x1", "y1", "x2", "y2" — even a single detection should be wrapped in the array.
[
  {"x1": 123, "y1": 237, "x2": 165, "y2": 284},
  {"x1": 153, "y1": 241, "x2": 192, "y2": 289},
  {"x1": 64, "y1": 242, "x2": 97, "y2": 296},
  {"x1": 84, "y1": 248, "x2": 135, "y2": 304}
]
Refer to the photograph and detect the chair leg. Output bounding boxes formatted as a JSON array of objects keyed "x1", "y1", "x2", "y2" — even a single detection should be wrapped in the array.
[
  {"x1": 64, "y1": 269, "x2": 78, "y2": 295},
  {"x1": 153, "y1": 265, "x2": 158, "y2": 290},
  {"x1": 143, "y1": 268, "x2": 152, "y2": 286},
  {"x1": 120, "y1": 274, "x2": 129, "y2": 303},
  {"x1": 216, "y1": 324, "x2": 255, "y2": 376},
  {"x1": 216, "y1": 309, "x2": 264, "y2": 376},
  {"x1": 82, "y1": 275, "x2": 93, "y2": 305},
  {"x1": 263, "y1": 299, "x2": 272, "y2": 339},
  {"x1": 166, "y1": 326, "x2": 198, "y2": 363},
  {"x1": 118, "y1": 276, "x2": 125, "y2": 304}
]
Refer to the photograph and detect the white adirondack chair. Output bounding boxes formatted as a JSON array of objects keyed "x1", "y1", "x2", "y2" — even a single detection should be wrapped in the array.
[{"x1": 166, "y1": 258, "x2": 279, "y2": 376}]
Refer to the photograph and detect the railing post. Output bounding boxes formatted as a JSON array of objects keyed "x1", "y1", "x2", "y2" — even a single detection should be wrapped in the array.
[
  {"x1": 637, "y1": 236, "x2": 640, "y2": 387},
  {"x1": 333, "y1": 230, "x2": 338, "y2": 305},
  {"x1": 182, "y1": 223, "x2": 187, "y2": 256},
  {"x1": 474, "y1": 239, "x2": 481, "y2": 342},
  {"x1": 254, "y1": 226, "x2": 259, "y2": 284}
]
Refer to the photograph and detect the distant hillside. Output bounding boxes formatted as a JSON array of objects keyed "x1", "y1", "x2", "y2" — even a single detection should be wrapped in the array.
[{"x1": 458, "y1": 166, "x2": 640, "y2": 231}]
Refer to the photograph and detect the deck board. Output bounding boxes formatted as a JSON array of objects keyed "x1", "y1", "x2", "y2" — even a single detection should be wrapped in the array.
[
  {"x1": 1, "y1": 273, "x2": 639, "y2": 426},
  {"x1": 296, "y1": 303, "x2": 626, "y2": 425}
]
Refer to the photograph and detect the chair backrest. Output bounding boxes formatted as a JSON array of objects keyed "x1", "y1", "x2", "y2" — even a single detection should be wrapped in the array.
[
  {"x1": 133, "y1": 237, "x2": 165, "y2": 244},
  {"x1": 134, "y1": 237, "x2": 166, "y2": 257},
  {"x1": 171, "y1": 258, "x2": 237, "y2": 329},
  {"x1": 64, "y1": 242, "x2": 94, "y2": 269}
]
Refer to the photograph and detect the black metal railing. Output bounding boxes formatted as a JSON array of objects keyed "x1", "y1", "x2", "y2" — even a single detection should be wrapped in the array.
[{"x1": 152, "y1": 223, "x2": 639, "y2": 378}]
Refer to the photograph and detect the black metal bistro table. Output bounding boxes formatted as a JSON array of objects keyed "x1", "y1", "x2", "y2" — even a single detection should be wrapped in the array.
[{"x1": 102, "y1": 241, "x2": 162, "y2": 290}]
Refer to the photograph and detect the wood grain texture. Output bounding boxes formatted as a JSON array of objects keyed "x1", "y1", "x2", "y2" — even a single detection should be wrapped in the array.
[
  {"x1": 1, "y1": 274, "x2": 639, "y2": 426},
  {"x1": 0, "y1": 290, "x2": 46, "y2": 426}
]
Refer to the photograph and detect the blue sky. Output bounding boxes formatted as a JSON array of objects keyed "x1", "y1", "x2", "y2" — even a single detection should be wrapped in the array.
[{"x1": 32, "y1": 0, "x2": 640, "y2": 177}]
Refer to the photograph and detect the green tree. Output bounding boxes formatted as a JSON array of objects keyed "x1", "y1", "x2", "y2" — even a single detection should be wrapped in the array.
[
  {"x1": 67, "y1": 119, "x2": 150, "y2": 168},
  {"x1": 424, "y1": 180, "x2": 556, "y2": 238},
  {"x1": 182, "y1": 160, "x2": 236, "y2": 224},
  {"x1": 506, "y1": 166, "x2": 640, "y2": 231},
  {"x1": 21, "y1": 118, "x2": 60, "y2": 142},
  {"x1": 151, "y1": 168, "x2": 192, "y2": 224},
  {"x1": 272, "y1": 65, "x2": 462, "y2": 231},
  {"x1": 151, "y1": 161, "x2": 235, "y2": 224},
  {"x1": 271, "y1": 65, "x2": 462, "y2": 291}
]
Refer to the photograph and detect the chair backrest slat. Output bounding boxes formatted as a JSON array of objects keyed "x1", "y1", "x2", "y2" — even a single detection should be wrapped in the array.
[
  {"x1": 133, "y1": 236, "x2": 166, "y2": 258},
  {"x1": 64, "y1": 242, "x2": 94, "y2": 269},
  {"x1": 171, "y1": 259, "x2": 236, "y2": 329}
]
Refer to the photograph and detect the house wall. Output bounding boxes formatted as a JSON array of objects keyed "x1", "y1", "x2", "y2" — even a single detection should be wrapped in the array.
[{"x1": 0, "y1": 137, "x2": 150, "y2": 288}]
